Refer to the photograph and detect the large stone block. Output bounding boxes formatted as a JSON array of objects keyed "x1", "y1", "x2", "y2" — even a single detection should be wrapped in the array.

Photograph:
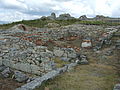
[
  {"x1": 14, "y1": 63, "x2": 41, "y2": 75},
  {"x1": 2, "y1": 59, "x2": 15, "y2": 68}
]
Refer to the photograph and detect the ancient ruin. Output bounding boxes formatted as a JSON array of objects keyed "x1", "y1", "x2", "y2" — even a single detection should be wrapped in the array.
[{"x1": 0, "y1": 13, "x2": 120, "y2": 90}]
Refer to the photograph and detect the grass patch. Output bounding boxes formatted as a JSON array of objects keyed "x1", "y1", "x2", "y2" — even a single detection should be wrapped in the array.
[
  {"x1": 52, "y1": 57, "x2": 69, "y2": 68},
  {"x1": 36, "y1": 64, "x2": 118, "y2": 90}
]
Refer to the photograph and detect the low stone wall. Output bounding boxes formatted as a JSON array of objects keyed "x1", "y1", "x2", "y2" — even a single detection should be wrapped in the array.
[
  {"x1": 2, "y1": 60, "x2": 42, "y2": 75},
  {"x1": 16, "y1": 62, "x2": 78, "y2": 90},
  {"x1": 94, "y1": 29, "x2": 118, "y2": 51}
]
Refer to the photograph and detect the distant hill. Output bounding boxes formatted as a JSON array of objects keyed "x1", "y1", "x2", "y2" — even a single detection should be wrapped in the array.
[{"x1": 0, "y1": 18, "x2": 120, "y2": 30}]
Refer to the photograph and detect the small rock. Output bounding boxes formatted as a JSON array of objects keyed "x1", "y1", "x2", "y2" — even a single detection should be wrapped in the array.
[
  {"x1": 113, "y1": 84, "x2": 120, "y2": 90},
  {"x1": 14, "y1": 71, "x2": 29, "y2": 82},
  {"x1": 79, "y1": 59, "x2": 89, "y2": 65},
  {"x1": 1, "y1": 67, "x2": 11, "y2": 78},
  {"x1": 77, "y1": 55, "x2": 89, "y2": 65},
  {"x1": 26, "y1": 77, "x2": 37, "y2": 83},
  {"x1": 105, "y1": 50, "x2": 113, "y2": 56},
  {"x1": 0, "y1": 65, "x2": 7, "y2": 72}
]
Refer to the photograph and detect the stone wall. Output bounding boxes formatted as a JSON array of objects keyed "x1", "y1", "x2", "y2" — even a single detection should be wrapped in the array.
[
  {"x1": 16, "y1": 62, "x2": 78, "y2": 90},
  {"x1": 93, "y1": 28, "x2": 118, "y2": 50}
]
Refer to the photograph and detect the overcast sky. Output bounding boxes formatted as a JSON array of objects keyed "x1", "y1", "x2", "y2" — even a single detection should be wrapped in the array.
[{"x1": 0, "y1": 0, "x2": 120, "y2": 23}]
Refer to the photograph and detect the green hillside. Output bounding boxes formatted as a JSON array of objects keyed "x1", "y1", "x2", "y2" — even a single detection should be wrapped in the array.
[{"x1": 0, "y1": 19, "x2": 120, "y2": 30}]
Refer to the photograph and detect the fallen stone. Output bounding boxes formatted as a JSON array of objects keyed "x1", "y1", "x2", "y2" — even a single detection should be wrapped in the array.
[
  {"x1": 14, "y1": 71, "x2": 29, "y2": 82},
  {"x1": 113, "y1": 84, "x2": 120, "y2": 90},
  {"x1": 1, "y1": 67, "x2": 11, "y2": 78},
  {"x1": 65, "y1": 48, "x2": 77, "y2": 58},
  {"x1": 77, "y1": 55, "x2": 89, "y2": 65},
  {"x1": 105, "y1": 50, "x2": 113, "y2": 56},
  {"x1": 79, "y1": 59, "x2": 89, "y2": 65},
  {"x1": 0, "y1": 65, "x2": 7, "y2": 72}
]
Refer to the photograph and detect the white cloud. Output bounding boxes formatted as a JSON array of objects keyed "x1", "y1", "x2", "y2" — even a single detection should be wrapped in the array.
[
  {"x1": 0, "y1": 0, "x2": 28, "y2": 10},
  {"x1": 94, "y1": 0, "x2": 112, "y2": 16},
  {"x1": 0, "y1": 0, "x2": 120, "y2": 22},
  {"x1": 0, "y1": 10, "x2": 40, "y2": 22},
  {"x1": 57, "y1": 0, "x2": 95, "y2": 17}
]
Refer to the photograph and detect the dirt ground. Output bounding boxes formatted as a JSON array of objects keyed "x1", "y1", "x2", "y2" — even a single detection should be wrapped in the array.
[{"x1": 0, "y1": 78, "x2": 24, "y2": 90}]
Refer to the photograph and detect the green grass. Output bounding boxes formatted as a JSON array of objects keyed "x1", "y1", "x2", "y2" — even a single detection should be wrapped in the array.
[
  {"x1": 35, "y1": 64, "x2": 118, "y2": 90},
  {"x1": 52, "y1": 57, "x2": 70, "y2": 68},
  {"x1": 0, "y1": 19, "x2": 120, "y2": 30},
  {"x1": 0, "y1": 19, "x2": 79, "y2": 29}
]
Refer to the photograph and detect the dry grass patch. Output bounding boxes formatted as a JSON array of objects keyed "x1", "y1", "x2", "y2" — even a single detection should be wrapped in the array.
[
  {"x1": 52, "y1": 57, "x2": 70, "y2": 68},
  {"x1": 36, "y1": 63, "x2": 118, "y2": 90}
]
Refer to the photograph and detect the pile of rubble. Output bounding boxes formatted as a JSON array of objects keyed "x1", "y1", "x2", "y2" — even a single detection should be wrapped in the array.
[{"x1": 0, "y1": 36, "x2": 78, "y2": 75}]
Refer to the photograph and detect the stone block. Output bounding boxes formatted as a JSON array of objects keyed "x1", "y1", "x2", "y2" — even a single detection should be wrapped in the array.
[
  {"x1": 53, "y1": 49, "x2": 64, "y2": 57},
  {"x1": 2, "y1": 59, "x2": 15, "y2": 68},
  {"x1": 14, "y1": 71, "x2": 29, "y2": 82},
  {"x1": 14, "y1": 63, "x2": 41, "y2": 75}
]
